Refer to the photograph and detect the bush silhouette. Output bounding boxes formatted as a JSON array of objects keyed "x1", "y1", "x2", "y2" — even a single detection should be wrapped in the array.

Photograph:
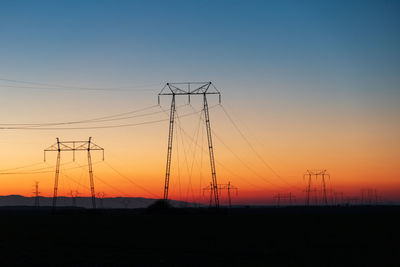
[{"x1": 146, "y1": 199, "x2": 172, "y2": 210}]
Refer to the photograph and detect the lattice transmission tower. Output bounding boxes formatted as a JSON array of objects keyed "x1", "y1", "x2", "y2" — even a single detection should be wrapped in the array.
[
  {"x1": 361, "y1": 188, "x2": 380, "y2": 205},
  {"x1": 273, "y1": 192, "x2": 295, "y2": 207},
  {"x1": 159, "y1": 82, "x2": 221, "y2": 208},
  {"x1": 97, "y1": 192, "x2": 106, "y2": 208},
  {"x1": 304, "y1": 169, "x2": 330, "y2": 205},
  {"x1": 203, "y1": 181, "x2": 238, "y2": 208},
  {"x1": 33, "y1": 181, "x2": 40, "y2": 207},
  {"x1": 70, "y1": 190, "x2": 79, "y2": 207},
  {"x1": 44, "y1": 137, "x2": 104, "y2": 209}
]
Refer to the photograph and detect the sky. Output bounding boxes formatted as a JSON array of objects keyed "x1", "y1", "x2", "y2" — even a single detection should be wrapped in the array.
[{"x1": 0, "y1": 0, "x2": 399, "y2": 205}]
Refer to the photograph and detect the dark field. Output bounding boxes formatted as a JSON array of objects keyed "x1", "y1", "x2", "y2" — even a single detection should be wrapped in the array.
[{"x1": 0, "y1": 206, "x2": 399, "y2": 266}]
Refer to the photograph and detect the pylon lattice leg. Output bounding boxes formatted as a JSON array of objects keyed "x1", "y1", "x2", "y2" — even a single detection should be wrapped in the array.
[
  {"x1": 306, "y1": 174, "x2": 311, "y2": 206},
  {"x1": 88, "y1": 149, "x2": 96, "y2": 209},
  {"x1": 52, "y1": 150, "x2": 61, "y2": 208},
  {"x1": 163, "y1": 94, "x2": 176, "y2": 201},
  {"x1": 203, "y1": 94, "x2": 219, "y2": 208}
]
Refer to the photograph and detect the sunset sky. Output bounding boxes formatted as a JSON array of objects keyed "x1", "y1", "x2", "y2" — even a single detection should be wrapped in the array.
[{"x1": 0, "y1": 0, "x2": 399, "y2": 205}]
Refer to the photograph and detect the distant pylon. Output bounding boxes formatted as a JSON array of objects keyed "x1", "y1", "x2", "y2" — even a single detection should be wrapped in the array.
[
  {"x1": 361, "y1": 188, "x2": 380, "y2": 205},
  {"x1": 226, "y1": 181, "x2": 236, "y2": 208},
  {"x1": 203, "y1": 181, "x2": 238, "y2": 208},
  {"x1": 97, "y1": 192, "x2": 106, "y2": 208},
  {"x1": 203, "y1": 182, "x2": 214, "y2": 207},
  {"x1": 70, "y1": 190, "x2": 79, "y2": 207},
  {"x1": 34, "y1": 181, "x2": 40, "y2": 207},
  {"x1": 121, "y1": 199, "x2": 130, "y2": 209},
  {"x1": 304, "y1": 170, "x2": 330, "y2": 206},
  {"x1": 331, "y1": 191, "x2": 344, "y2": 205},
  {"x1": 44, "y1": 137, "x2": 104, "y2": 209},
  {"x1": 344, "y1": 196, "x2": 359, "y2": 205},
  {"x1": 273, "y1": 193, "x2": 295, "y2": 207}
]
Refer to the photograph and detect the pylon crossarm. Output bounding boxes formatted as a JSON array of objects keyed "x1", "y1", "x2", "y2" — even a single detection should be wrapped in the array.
[
  {"x1": 45, "y1": 142, "x2": 104, "y2": 152},
  {"x1": 158, "y1": 82, "x2": 220, "y2": 96},
  {"x1": 188, "y1": 83, "x2": 211, "y2": 94},
  {"x1": 158, "y1": 92, "x2": 220, "y2": 96},
  {"x1": 159, "y1": 83, "x2": 186, "y2": 95},
  {"x1": 168, "y1": 84, "x2": 190, "y2": 94},
  {"x1": 75, "y1": 142, "x2": 89, "y2": 150},
  {"x1": 89, "y1": 143, "x2": 104, "y2": 150},
  {"x1": 44, "y1": 143, "x2": 60, "y2": 151}
]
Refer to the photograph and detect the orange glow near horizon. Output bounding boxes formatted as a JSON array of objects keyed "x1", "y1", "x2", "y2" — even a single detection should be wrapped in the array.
[{"x1": 0, "y1": 94, "x2": 399, "y2": 205}]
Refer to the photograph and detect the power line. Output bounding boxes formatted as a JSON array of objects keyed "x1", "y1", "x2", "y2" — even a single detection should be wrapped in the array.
[
  {"x1": 0, "y1": 161, "x2": 102, "y2": 175},
  {"x1": 0, "y1": 161, "x2": 74, "y2": 173},
  {"x1": 0, "y1": 78, "x2": 161, "y2": 92},
  {"x1": 0, "y1": 107, "x2": 202, "y2": 130},
  {"x1": 70, "y1": 160, "x2": 132, "y2": 197},
  {"x1": 211, "y1": 129, "x2": 287, "y2": 190},
  {"x1": 0, "y1": 104, "x2": 160, "y2": 126},
  {"x1": 60, "y1": 172, "x2": 91, "y2": 192},
  {"x1": 0, "y1": 103, "x2": 191, "y2": 127},
  {"x1": 170, "y1": 109, "x2": 264, "y2": 190},
  {"x1": 175, "y1": 110, "x2": 199, "y2": 204},
  {"x1": 185, "y1": 108, "x2": 204, "y2": 204},
  {"x1": 220, "y1": 104, "x2": 302, "y2": 191},
  {"x1": 103, "y1": 161, "x2": 159, "y2": 198},
  {"x1": 165, "y1": 105, "x2": 272, "y2": 193},
  {"x1": 94, "y1": 175, "x2": 131, "y2": 197},
  {"x1": 94, "y1": 174, "x2": 156, "y2": 206},
  {"x1": 0, "y1": 162, "x2": 44, "y2": 172}
]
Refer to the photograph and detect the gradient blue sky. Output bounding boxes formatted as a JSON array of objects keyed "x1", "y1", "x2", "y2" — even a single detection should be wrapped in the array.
[
  {"x1": 0, "y1": 0, "x2": 399, "y2": 201},
  {"x1": 1, "y1": 0, "x2": 399, "y2": 90}
]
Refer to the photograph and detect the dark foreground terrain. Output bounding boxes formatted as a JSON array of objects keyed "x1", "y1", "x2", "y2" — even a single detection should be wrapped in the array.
[{"x1": 0, "y1": 206, "x2": 399, "y2": 266}]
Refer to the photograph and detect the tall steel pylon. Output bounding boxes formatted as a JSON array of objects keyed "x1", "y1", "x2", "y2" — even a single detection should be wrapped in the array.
[
  {"x1": 159, "y1": 82, "x2": 221, "y2": 208},
  {"x1": 44, "y1": 137, "x2": 104, "y2": 209}
]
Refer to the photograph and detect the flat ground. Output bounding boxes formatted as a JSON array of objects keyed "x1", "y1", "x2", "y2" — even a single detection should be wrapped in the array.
[{"x1": 0, "y1": 206, "x2": 398, "y2": 266}]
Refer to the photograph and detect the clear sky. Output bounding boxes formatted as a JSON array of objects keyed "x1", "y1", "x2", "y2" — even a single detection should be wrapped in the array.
[{"x1": 0, "y1": 0, "x2": 399, "y2": 205}]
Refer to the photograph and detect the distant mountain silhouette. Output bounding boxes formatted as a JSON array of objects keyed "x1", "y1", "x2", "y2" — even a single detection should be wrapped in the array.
[{"x1": 0, "y1": 195, "x2": 200, "y2": 209}]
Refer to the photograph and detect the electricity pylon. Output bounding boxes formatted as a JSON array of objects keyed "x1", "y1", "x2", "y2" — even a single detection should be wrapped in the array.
[
  {"x1": 121, "y1": 198, "x2": 130, "y2": 209},
  {"x1": 44, "y1": 137, "x2": 104, "y2": 209},
  {"x1": 221, "y1": 181, "x2": 238, "y2": 208},
  {"x1": 159, "y1": 82, "x2": 221, "y2": 208},
  {"x1": 97, "y1": 192, "x2": 106, "y2": 208},
  {"x1": 70, "y1": 190, "x2": 79, "y2": 207},
  {"x1": 304, "y1": 169, "x2": 330, "y2": 206},
  {"x1": 361, "y1": 188, "x2": 379, "y2": 205},
  {"x1": 33, "y1": 181, "x2": 40, "y2": 207},
  {"x1": 273, "y1": 193, "x2": 295, "y2": 207},
  {"x1": 203, "y1": 181, "x2": 238, "y2": 208},
  {"x1": 332, "y1": 191, "x2": 344, "y2": 205},
  {"x1": 203, "y1": 182, "x2": 215, "y2": 207}
]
